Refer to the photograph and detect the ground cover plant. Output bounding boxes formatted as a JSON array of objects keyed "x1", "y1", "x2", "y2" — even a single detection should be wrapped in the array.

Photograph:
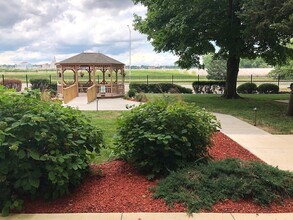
[
  {"x1": 153, "y1": 158, "x2": 293, "y2": 213},
  {"x1": 114, "y1": 99, "x2": 219, "y2": 179},
  {"x1": 0, "y1": 88, "x2": 103, "y2": 216}
]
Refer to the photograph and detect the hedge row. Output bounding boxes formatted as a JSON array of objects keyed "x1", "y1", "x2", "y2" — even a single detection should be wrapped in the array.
[
  {"x1": 192, "y1": 81, "x2": 225, "y2": 94},
  {"x1": 129, "y1": 83, "x2": 193, "y2": 94},
  {"x1": 237, "y1": 83, "x2": 279, "y2": 94},
  {"x1": 192, "y1": 81, "x2": 280, "y2": 94},
  {"x1": 0, "y1": 79, "x2": 22, "y2": 92}
]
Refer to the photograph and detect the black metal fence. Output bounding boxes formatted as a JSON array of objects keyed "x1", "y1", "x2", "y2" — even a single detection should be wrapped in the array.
[{"x1": 1, "y1": 73, "x2": 292, "y2": 88}]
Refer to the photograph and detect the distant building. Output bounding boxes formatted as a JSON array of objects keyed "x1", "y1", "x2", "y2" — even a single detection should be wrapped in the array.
[
  {"x1": 50, "y1": 56, "x2": 56, "y2": 69},
  {"x1": 15, "y1": 62, "x2": 32, "y2": 69}
]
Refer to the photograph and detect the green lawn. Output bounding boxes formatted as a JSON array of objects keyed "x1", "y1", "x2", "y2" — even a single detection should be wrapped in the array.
[
  {"x1": 148, "y1": 93, "x2": 292, "y2": 134},
  {"x1": 83, "y1": 111, "x2": 122, "y2": 163}
]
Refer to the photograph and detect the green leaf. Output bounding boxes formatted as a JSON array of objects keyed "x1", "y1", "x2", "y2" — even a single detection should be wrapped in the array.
[
  {"x1": 18, "y1": 149, "x2": 26, "y2": 159},
  {"x1": 58, "y1": 157, "x2": 65, "y2": 163},
  {"x1": 1, "y1": 206, "x2": 10, "y2": 217},
  {"x1": 75, "y1": 140, "x2": 85, "y2": 144},
  {"x1": 48, "y1": 171, "x2": 56, "y2": 181},
  {"x1": 28, "y1": 150, "x2": 40, "y2": 160},
  {"x1": 29, "y1": 177, "x2": 40, "y2": 188}
]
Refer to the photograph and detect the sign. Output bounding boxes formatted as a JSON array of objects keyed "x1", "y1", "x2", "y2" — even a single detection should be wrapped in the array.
[{"x1": 101, "y1": 85, "x2": 106, "y2": 93}]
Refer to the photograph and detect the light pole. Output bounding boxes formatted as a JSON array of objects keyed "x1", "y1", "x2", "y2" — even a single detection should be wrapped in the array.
[{"x1": 127, "y1": 25, "x2": 132, "y2": 84}]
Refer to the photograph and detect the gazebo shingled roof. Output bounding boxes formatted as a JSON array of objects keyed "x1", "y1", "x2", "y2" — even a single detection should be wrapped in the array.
[{"x1": 57, "y1": 52, "x2": 124, "y2": 65}]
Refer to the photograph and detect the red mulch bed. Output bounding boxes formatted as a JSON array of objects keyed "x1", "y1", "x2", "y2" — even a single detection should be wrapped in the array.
[{"x1": 21, "y1": 132, "x2": 293, "y2": 213}]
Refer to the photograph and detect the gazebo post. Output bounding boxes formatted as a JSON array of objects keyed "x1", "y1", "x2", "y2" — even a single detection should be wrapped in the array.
[
  {"x1": 102, "y1": 69, "x2": 106, "y2": 83},
  {"x1": 110, "y1": 66, "x2": 113, "y2": 96},
  {"x1": 115, "y1": 69, "x2": 118, "y2": 83},
  {"x1": 74, "y1": 66, "x2": 79, "y2": 96},
  {"x1": 92, "y1": 65, "x2": 96, "y2": 84}
]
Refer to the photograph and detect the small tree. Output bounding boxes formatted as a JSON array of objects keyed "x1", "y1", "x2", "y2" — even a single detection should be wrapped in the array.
[{"x1": 206, "y1": 58, "x2": 227, "y2": 80}]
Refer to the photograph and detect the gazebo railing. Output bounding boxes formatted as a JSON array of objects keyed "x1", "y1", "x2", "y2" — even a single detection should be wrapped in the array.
[
  {"x1": 87, "y1": 84, "x2": 97, "y2": 103},
  {"x1": 96, "y1": 83, "x2": 124, "y2": 96},
  {"x1": 63, "y1": 83, "x2": 78, "y2": 104}
]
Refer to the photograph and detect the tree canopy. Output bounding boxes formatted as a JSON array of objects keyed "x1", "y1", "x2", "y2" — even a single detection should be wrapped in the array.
[{"x1": 133, "y1": 0, "x2": 293, "y2": 98}]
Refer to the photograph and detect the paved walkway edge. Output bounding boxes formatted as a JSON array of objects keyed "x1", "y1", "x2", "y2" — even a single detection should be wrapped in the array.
[{"x1": 2, "y1": 213, "x2": 293, "y2": 220}]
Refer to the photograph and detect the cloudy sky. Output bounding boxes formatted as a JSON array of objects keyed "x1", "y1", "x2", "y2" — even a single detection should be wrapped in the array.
[{"x1": 0, "y1": 0, "x2": 178, "y2": 66}]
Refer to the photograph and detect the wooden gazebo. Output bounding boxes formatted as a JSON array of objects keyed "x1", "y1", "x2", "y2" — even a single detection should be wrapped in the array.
[{"x1": 56, "y1": 52, "x2": 125, "y2": 104}]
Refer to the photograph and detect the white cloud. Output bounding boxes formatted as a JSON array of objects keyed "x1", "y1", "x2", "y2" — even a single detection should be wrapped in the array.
[{"x1": 0, "y1": 0, "x2": 178, "y2": 66}]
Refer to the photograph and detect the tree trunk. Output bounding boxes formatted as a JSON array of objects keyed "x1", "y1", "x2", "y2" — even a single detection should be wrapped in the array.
[
  {"x1": 223, "y1": 55, "x2": 240, "y2": 99},
  {"x1": 287, "y1": 90, "x2": 293, "y2": 116}
]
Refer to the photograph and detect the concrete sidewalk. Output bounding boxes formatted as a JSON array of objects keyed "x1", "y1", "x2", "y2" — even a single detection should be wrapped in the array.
[
  {"x1": 63, "y1": 93, "x2": 141, "y2": 111},
  {"x1": 214, "y1": 113, "x2": 293, "y2": 171}
]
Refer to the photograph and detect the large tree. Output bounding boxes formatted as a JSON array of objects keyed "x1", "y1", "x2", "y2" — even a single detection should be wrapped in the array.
[{"x1": 133, "y1": 0, "x2": 293, "y2": 99}]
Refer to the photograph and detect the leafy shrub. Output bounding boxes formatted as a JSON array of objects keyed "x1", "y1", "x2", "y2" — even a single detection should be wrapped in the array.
[
  {"x1": 130, "y1": 83, "x2": 192, "y2": 94},
  {"x1": 48, "y1": 83, "x2": 57, "y2": 93},
  {"x1": 0, "y1": 79, "x2": 22, "y2": 92},
  {"x1": 258, "y1": 83, "x2": 279, "y2": 94},
  {"x1": 237, "y1": 83, "x2": 258, "y2": 94},
  {"x1": 114, "y1": 99, "x2": 219, "y2": 179},
  {"x1": 192, "y1": 81, "x2": 225, "y2": 94},
  {"x1": 0, "y1": 91, "x2": 103, "y2": 216},
  {"x1": 30, "y1": 78, "x2": 50, "y2": 91},
  {"x1": 127, "y1": 88, "x2": 137, "y2": 98},
  {"x1": 135, "y1": 92, "x2": 148, "y2": 102},
  {"x1": 154, "y1": 158, "x2": 293, "y2": 213}
]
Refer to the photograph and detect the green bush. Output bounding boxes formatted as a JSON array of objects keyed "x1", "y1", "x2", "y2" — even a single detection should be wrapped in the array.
[
  {"x1": 30, "y1": 78, "x2": 50, "y2": 91},
  {"x1": 154, "y1": 158, "x2": 293, "y2": 213},
  {"x1": 237, "y1": 83, "x2": 258, "y2": 94},
  {"x1": 192, "y1": 81, "x2": 225, "y2": 94},
  {"x1": 127, "y1": 88, "x2": 137, "y2": 98},
  {"x1": 258, "y1": 83, "x2": 279, "y2": 94},
  {"x1": 0, "y1": 90, "x2": 103, "y2": 216},
  {"x1": 114, "y1": 99, "x2": 219, "y2": 179},
  {"x1": 129, "y1": 83, "x2": 192, "y2": 94}
]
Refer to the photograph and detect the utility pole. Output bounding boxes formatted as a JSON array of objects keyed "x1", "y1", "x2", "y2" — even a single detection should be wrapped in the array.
[{"x1": 127, "y1": 25, "x2": 132, "y2": 84}]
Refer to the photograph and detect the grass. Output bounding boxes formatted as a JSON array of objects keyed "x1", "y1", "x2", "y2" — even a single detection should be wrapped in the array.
[
  {"x1": 83, "y1": 111, "x2": 122, "y2": 163},
  {"x1": 147, "y1": 93, "x2": 292, "y2": 134}
]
